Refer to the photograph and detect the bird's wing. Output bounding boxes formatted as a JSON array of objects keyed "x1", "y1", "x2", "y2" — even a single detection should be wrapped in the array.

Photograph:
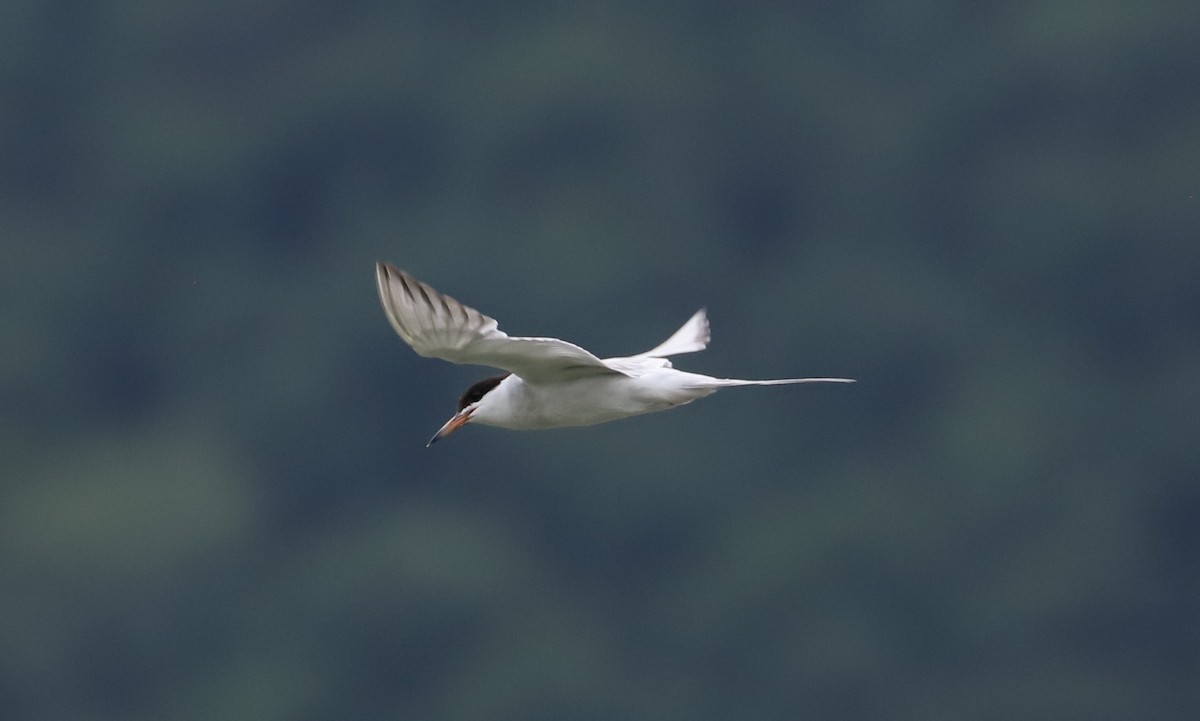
[
  {"x1": 376, "y1": 262, "x2": 628, "y2": 382},
  {"x1": 602, "y1": 355, "x2": 674, "y2": 377},
  {"x1": 634, "y1": 308, "x2": 711, "y2": 358}
]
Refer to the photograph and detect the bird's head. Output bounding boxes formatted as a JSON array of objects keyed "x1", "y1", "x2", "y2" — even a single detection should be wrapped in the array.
[{"x1": 427, "y1": 374, "x2": 509, "y2": 446}]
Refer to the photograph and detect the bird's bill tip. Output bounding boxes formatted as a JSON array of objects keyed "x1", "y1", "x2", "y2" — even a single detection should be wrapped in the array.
[{"x1": 427, "y1": 410, "x2": 471, "y2": 447}]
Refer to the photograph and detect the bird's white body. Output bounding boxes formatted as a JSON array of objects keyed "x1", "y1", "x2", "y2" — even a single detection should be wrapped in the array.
[
  {"x1": 472, "y1": 364, "x2": 711, "y2": 430},
  {"x1": 374, "y1": 262, "x2": 854, "y2": 443}
]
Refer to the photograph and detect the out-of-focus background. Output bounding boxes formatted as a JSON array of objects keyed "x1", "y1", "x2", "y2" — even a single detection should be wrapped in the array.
[{"x1": 3, "y1": 2, "x2": 1198, "y2": 719}]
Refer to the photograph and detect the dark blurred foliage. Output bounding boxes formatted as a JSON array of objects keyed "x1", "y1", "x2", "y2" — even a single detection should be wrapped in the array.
[{"x1": 2, "y1": 1, "x2": 1198, "y2": 719}]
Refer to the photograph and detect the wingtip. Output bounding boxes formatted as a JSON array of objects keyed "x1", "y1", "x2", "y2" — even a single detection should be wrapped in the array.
[
  {"x1": 695, "y1": 307, "x2": 712, "y2": 345},
  {"x1": 375, "y1": 261, "x2": 388, "y2": 294},
  {"x1": 375, "y1": 261, "x2": 397, "y2": 290}
]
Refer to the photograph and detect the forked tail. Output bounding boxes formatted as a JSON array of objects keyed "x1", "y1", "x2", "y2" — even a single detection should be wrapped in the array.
[{"x1": 714, "y1": 377, "x2": 856, "y2": 387}]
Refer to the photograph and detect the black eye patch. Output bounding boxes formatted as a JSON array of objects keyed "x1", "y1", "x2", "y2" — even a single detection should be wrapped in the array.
[{"x1": 456, "y1": 374, "x2": 509, "y2": 412}]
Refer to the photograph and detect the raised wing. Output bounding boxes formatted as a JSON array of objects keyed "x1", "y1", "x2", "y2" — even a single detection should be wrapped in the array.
[
  {"x1": 375, "y1": 262, "x2": 627, "y2": 383},
  {"x1": 635, "y1": 308, "x2": 710, "y2": 358}
]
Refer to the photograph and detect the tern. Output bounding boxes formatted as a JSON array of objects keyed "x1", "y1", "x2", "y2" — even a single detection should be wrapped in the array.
[{"x1": 375, "y1": 262, "x2": 854, "y2": 445}]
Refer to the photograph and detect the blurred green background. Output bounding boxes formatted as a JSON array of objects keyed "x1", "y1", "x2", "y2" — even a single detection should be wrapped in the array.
[{"x1": 3, "y1": 1, "x2": 1198, "y2": 719}]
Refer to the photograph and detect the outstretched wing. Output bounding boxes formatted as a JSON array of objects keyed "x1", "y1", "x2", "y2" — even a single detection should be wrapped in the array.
[{"x1": 375, "y1": 262, "x2": 627, "y2": 383}]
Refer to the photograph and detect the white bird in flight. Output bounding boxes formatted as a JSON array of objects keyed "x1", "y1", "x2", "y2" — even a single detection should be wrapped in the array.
[{"x1": 375, "y1": 262, "x2": 854, "y2": 445}]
